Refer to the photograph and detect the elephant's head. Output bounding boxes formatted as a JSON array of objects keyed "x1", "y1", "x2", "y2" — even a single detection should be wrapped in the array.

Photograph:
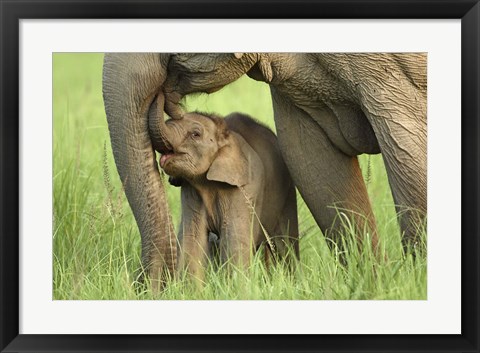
[{"x1": 154, "y1": 112, "x2": 249, "y2": 187}]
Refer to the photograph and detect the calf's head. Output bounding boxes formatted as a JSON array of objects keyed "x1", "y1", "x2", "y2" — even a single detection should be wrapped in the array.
[{"x1": 154, "y1": 112, "x2": 249, "y2": 187}]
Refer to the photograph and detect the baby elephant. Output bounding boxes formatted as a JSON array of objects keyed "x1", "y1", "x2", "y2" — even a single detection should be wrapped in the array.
[{"x1": 155, "y1": 112, "x2": 298, "y2": 280}]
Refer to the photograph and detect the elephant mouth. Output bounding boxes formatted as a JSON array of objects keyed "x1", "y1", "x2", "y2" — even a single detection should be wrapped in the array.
[
  {"x1": 159, "y1": 152, "x2": 174, "y2": 168},
  {"x1": 158, "y1": 147, "x2": 186, "y2": 169},
  {"x1": 155, "y1": 143, "x2": 174, "y2": 167}
]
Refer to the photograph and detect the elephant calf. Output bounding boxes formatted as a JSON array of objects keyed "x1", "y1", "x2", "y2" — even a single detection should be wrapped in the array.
[{"x1": 153, "y1": 112, "x2": 299, "y2": 280}]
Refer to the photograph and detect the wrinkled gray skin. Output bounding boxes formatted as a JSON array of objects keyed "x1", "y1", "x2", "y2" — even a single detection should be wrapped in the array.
[
  {"x1": 103, "y1": 54, "x2": 176, "y2": 290},
  {"x1": 103, "y1": 53, "x2": 426, "y2": 283},
  {"x1": 154, "y1": 112, "x2": 298, "y2": 281}
]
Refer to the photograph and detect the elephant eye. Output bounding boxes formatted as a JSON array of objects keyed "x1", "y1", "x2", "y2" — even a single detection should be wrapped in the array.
[{"x1": 191, "y1": 131, "x2": 201, "y2": 139}]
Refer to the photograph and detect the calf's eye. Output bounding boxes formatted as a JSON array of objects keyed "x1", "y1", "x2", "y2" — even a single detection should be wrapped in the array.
[{"x1": 191, "y1": 131, "x2": 201, "y2": 139}]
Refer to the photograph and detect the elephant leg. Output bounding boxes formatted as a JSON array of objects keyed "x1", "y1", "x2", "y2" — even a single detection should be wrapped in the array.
[
  {"x1": 103, "y1": 54, "x2": 176, "y2": 292},
  {"x1": 271, "y1": 89, "x2": 378, "y2": 252},
  {"x1": 178, "y1": 222, "x2": 209, "y2": 285},
  {"x1": 359, "y1": 80, "x2": 427, "y2": 249},
  {"x1": 367, "y1": 113, "x2": 427, "y2": 249},
  {"x1": 273, "y1": 185, "x2": 300, "y2": 264},
  {"x1": 219, "y1": 220, "x2": 255, "y2": 269},
  {"x1": 178, "y1": 189, "x2": 209, "y2": 284},
  {"x1": 219, "y1": 235, "x2": 252, "y2": 268}
]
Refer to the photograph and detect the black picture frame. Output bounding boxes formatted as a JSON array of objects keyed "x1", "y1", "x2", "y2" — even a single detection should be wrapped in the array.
[{"x1": 1, "y1": 1, "x2": 479, "y2": 352}]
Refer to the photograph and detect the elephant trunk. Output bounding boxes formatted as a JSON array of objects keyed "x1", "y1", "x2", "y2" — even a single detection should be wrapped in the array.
[
  {"x1": 148, "y1": 92, "x2": 175, "y2": 153},
  {"x1": 103, "y1": 53, "x2": 176, "y2": 290}
]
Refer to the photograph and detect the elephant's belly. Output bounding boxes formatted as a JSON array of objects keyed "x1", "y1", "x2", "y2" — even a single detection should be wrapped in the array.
[{"x1": 301, "y1": 104, "x2": 380, "y2": 156}]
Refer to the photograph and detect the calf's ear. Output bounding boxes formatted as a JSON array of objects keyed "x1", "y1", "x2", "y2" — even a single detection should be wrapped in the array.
[{"x1": 206, "y1": 144, "x2": 249, "y2": 187}]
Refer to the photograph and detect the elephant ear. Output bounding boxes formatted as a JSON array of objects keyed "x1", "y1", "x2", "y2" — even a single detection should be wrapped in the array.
[{"x1": 206, "y1": 142, "x2": 250, "y2": 187}]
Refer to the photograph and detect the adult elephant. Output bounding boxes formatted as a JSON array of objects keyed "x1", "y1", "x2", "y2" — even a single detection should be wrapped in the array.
[{"x1": 103, "y1": 53, "x2": 426, "y2": 284}]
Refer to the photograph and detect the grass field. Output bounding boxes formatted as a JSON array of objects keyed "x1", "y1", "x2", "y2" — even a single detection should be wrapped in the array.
[{"x1": 53, "y1": 53, "x2": 426, "y2": 300}]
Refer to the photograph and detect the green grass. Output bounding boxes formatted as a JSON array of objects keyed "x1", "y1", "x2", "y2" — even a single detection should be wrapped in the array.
[{"x1": 53, "y1": 53, "x2": 426, "y2": 300}]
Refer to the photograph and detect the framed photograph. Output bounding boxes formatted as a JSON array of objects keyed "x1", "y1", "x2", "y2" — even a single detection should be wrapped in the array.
[{"x1": 1, "y1": 0, "x2": 478, "y2": 352}]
